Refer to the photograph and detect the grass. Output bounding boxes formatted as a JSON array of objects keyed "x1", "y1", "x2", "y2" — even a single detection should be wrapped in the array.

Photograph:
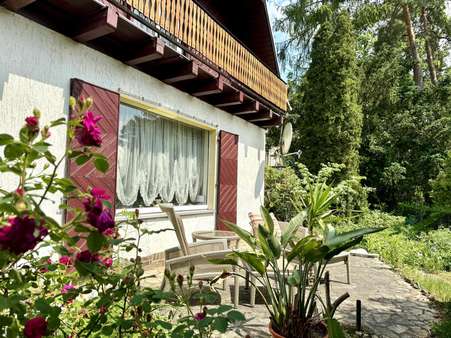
[{"x1": 399, "y1": 268, "x2": 451, "y2": 338}]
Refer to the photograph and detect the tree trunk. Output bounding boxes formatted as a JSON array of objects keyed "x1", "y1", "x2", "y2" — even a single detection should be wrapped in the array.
[
  {"x1": 421, "y1": 7, "x2": 438, "y2": 85},
  {"x1": 402, "y1": 4, "x2": 423, "y2": 90}
]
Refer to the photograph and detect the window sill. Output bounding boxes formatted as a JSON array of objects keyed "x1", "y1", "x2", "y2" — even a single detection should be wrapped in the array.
[{"x1": 115, "y1": 207, "x2": 215, "y2": 222}]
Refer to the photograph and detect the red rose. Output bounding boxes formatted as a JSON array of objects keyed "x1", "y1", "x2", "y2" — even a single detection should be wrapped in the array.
[
  {"x1": 76, "y1": 250, "x2": 99, "y2": 263},
  {"x1": 101, "y1": 257, "x2": 113, "y2": 268},
  {"x1": 24, "y1": 316, "x2": 47, "y2": 338},
  {"x1": 0, "y1": 216, "x2": 48, "y2": 255},
  {"x1": 25, "y1": 116, "x2": 39, "y2": 128}
]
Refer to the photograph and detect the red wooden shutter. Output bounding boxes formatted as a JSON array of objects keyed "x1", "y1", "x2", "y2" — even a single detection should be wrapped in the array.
[
  {"x1": 216, "y1": 131, "x2": 239, "y2": 230},
  {"x1": 68, "y1": 79, "x2": 120, "y2": 213}
]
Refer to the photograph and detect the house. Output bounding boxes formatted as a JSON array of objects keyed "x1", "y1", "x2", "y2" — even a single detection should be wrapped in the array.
[{"x1": 0, "y1": 0, "x2": 287, "y2": 257}]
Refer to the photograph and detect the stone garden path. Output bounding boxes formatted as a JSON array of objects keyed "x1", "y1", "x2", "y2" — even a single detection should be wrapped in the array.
[{"x1": 143, "y1": 256, "x2": 440, "y2": 337}]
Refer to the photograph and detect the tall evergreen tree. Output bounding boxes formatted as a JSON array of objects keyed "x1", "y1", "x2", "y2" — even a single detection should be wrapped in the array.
[{"x1": 294, "y1": 10, "x2": 362, "y2": 178}]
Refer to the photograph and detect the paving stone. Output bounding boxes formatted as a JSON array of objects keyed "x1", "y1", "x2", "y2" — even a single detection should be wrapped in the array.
[{"x1": 143, "y1": 256, "x2": 438, "y2": 337}]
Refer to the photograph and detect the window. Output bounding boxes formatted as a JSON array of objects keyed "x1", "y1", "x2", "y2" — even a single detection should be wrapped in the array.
[{"x1": 116, "y1": 103, "x2": 210, "y2": 209}]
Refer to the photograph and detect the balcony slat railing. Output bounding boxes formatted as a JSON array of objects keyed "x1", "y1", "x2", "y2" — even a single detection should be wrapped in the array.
[{"x1": 126, "y1": 0, "x2": 287, "y2": 110}]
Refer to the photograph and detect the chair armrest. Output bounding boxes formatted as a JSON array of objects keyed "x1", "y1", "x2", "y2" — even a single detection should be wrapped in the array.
[
  {"x1": 165, "y1": 249, "x2": 235, "y2": 278},
  {"x1": 166, "y1": 249, "x2": 233, "y2": 266},
  {"x1": 165, "y1": 239, "x2": 228, "y2": 260}
]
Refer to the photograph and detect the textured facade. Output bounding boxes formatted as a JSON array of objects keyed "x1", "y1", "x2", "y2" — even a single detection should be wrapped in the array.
[{"x1": 0, "y1": 8, "x2": 265, "y2": 255}]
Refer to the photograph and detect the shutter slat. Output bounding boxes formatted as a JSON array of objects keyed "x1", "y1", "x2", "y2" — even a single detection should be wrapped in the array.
[
  {"x1": 216, "y1": 131, "x2": 238, "y2": 230},
  {"x1": 68, "y1": 79, "x2": 120, "y2": 215}
]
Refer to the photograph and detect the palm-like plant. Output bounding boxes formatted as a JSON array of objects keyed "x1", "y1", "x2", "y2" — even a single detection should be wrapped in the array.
[{"x1": 211, "y1": 183, "x2": 383, "y2": 338}]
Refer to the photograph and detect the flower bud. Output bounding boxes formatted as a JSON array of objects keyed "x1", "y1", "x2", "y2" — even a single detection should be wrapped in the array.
[
  {"x1": 15, "y1": 200, "x2": 27, "y2": 212},
  {"x1": 176, "y1": 274, "x2": 184, "y2": 289},
  {"x1": 85, "y1": 97, "x2": 93, "y2": 108},
  {"x1": 69, "y1": 96, "x2": 76, "y2": 109},
  {"x1": 33, "y1": 108, "x2": 41, "y2": 118},
  {"x1": 41, "y1": 126, "x2": 51, "y2": 140}
]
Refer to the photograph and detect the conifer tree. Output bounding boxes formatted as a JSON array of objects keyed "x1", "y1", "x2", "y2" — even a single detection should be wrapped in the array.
[{"x1": 295, "y1": 10, "x2": 362, "y2": 178}]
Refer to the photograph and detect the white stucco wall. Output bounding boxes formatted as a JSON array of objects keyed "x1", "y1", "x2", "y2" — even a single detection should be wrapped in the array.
[{"x1": 0, "y1": 8, "x2": 265, "y2": 255}]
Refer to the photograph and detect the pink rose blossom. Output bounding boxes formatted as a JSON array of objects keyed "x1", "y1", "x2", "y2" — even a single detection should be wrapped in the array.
[
  {"x1": 61, "y1": 284, "x2": 76, "y2": 294},
  {"x1": 24, "y1": 316, "x2": 47, "y2": 338},
  {"x1": 25, "y1": 116, "x2": 39, "y2": 128},
  {"x1": 0, "y1": 216, "x2": 48, "y2": 255},
  {"x1": 101, "y1": 257, "x2": 113, "y2": 268},
  {"x1": 83, "y1": 188, "x2": 115, "y2": 233},
  {"x1": 59, "y1": 256, "x2": 72, "y2": 266},
  {"x1": 75, "y1": 111, "x2": 102, "y2": 147}
]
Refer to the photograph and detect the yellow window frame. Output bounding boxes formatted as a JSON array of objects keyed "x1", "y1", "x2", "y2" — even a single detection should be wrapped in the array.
[{"x1": 119, "y1": 94, "x2": 217, "y2": 210}]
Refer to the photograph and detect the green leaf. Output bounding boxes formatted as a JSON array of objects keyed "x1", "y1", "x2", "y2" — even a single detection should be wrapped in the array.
[
  {"x1": 326, "y1": 318, "x2": 345, "y2": 338},
  {"x1": 222, "y1": 220, "x2": 256, "y2": 249},
  {"x1": 281, "y1": 211, "x2": 306, "y2": 247},
  {"x1": 287, "y1": 236, "x2": 327, "y2": 263},
  {"x1": 208, "y1": 258, "x2": 238, "y2": 266},
  {"x1": 256, "y1": 224, "x2": 274, "y2": 259},
  {"x1": 324, "y1": 226, "x2": 384, "y2": 248},
  {"x1": 50, "y1": 117, "x2": 66, "y2": 127},
  {"x1": 260, "y1": 206, "x2": 274, "y2": 234},
  {"x1": 227, "y1": 310, "x2": 245, "y2": 322},
  {"x1": 94, "y1": 156, "x2": 109, "y2": 173},
  {"x1": 87, "y1": 231, "x2": 107, "y2": 252},
  {"x1": 232, "y1": 251, "x2": 265, "y2": 275},
  {"x1": 0, "y1": 134, "x2": 14, "y2": 146},
  {"x1": 35, "y1": 298, "x2": 52, "y2": 314},
  {"x1": 287, "y1": 270, "x2": 301, "y2": 286},
  {"x1": 212, "y1": 317, "x2": 228, "y2": 333},
  {"x1": 4, "y1": 143, "x2": 26, "y2": 160},
  {"x1": 75, "y1": 155, "x2": 90, "y2": 166},
  {"x1": 154, "y1": 320, "x2": 172, "y2": 330}
]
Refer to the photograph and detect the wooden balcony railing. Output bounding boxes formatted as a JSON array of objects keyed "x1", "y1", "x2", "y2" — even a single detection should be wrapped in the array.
[{"x1": 125, "y1": 0, "x2": 287, "y2": 111}]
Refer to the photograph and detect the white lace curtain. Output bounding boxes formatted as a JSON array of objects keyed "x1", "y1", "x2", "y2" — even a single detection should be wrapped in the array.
[{"x1": 116, "y1": 105, "x2": 207, "y2": 207}]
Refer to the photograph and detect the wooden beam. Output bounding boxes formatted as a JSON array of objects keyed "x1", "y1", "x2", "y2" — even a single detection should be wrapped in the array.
[
  {"x1": 125, "y1": 38, "x2": 165, "y2": 66},
  {"x1": 73, "y1": 7, "x2": 118, "y2": 43},
  {"x1": 4, "y1": 0, "x2": 36, "y2": 11},
  {"x1": 162, "y1": 62, "x2": 199, "y2": 84},
  {"x1": 255, "y1": 114, "x2": 283, "y2": 127},
  {"x1": 191, "y1": 77, "x2": 224, "y2": 97},
  {"x1": 213, "y1": 91, "x2": 244, "y2": 108},
  {"x1": 229, "y1": 101, "x2": 260, "y2": 115},
  {"x1": 247, "y1": 110, "x2": 273, "y2": 122}
]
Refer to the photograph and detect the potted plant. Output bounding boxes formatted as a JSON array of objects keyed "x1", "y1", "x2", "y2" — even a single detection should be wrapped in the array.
[{"x1": 210, "y1": 183, "x2": 383, "y2": 338}]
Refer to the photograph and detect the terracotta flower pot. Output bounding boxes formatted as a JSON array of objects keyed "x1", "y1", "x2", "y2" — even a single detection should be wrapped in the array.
[{"x1": 268, "y1": 321, "x2": 329, "y2": 338}]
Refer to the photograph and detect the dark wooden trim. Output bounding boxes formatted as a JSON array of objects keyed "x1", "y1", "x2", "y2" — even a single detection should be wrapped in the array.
[
  {"x1": 229, "y1": 101, "x2": 260, "y2": 115},
  {"x1": 255, "y1": 113, "x2": 282, "y2": 127},
  {"x1": 73, "y1": 7, "x2": 118, "y2": 42},
  {"x1": 125, "y1": 38, "x2": 165, "y2": 66},
  {"x1": 4, "y1": 0, "x2": 36, "y2": 11},
  {"x1": 191, "y1": 77, "x2": 224, "y2": 97},
  {"x1": 163, "y1": 61, "x2": 199, "y2": 84},
  {"x1": 247, "y1": 110, "x2": 273, "y2": 122},
  {"x1": 213, "y1": 91, "x2": 244, "y2": 108}
]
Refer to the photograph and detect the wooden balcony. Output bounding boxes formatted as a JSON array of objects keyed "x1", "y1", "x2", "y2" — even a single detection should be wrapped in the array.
[
  {"x1": 3, "y1": 0, "x2": 287, "y2": 127},
  {"x1": 124, "y1": 0, "x2": 287, "y2": 111}
]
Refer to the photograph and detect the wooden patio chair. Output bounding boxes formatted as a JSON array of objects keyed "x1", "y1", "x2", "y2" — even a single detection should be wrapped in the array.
[{"x1": 159, "y1": 204, "x2": 240, "y2": 307}]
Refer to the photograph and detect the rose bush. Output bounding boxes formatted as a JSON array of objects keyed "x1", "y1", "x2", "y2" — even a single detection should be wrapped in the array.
[{"x1": 0, "y1": 98, "x2": 243, "y2": 337}]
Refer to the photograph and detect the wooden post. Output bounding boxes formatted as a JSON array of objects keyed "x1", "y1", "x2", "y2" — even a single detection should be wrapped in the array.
[{"x1": 356, "y1": 299, "x2": 362, "y2": 331}]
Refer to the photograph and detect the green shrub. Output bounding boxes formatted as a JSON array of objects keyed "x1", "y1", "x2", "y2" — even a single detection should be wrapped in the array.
[
  {"x1": 265, "y1": 162, "x2": 370, "y2": 221},
  {"x1": 264, "y1": 166, "x2": 305, "y2": 221},
  {"x1": 350, "y1": 211, "x2": 451, "y2": 273}
]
